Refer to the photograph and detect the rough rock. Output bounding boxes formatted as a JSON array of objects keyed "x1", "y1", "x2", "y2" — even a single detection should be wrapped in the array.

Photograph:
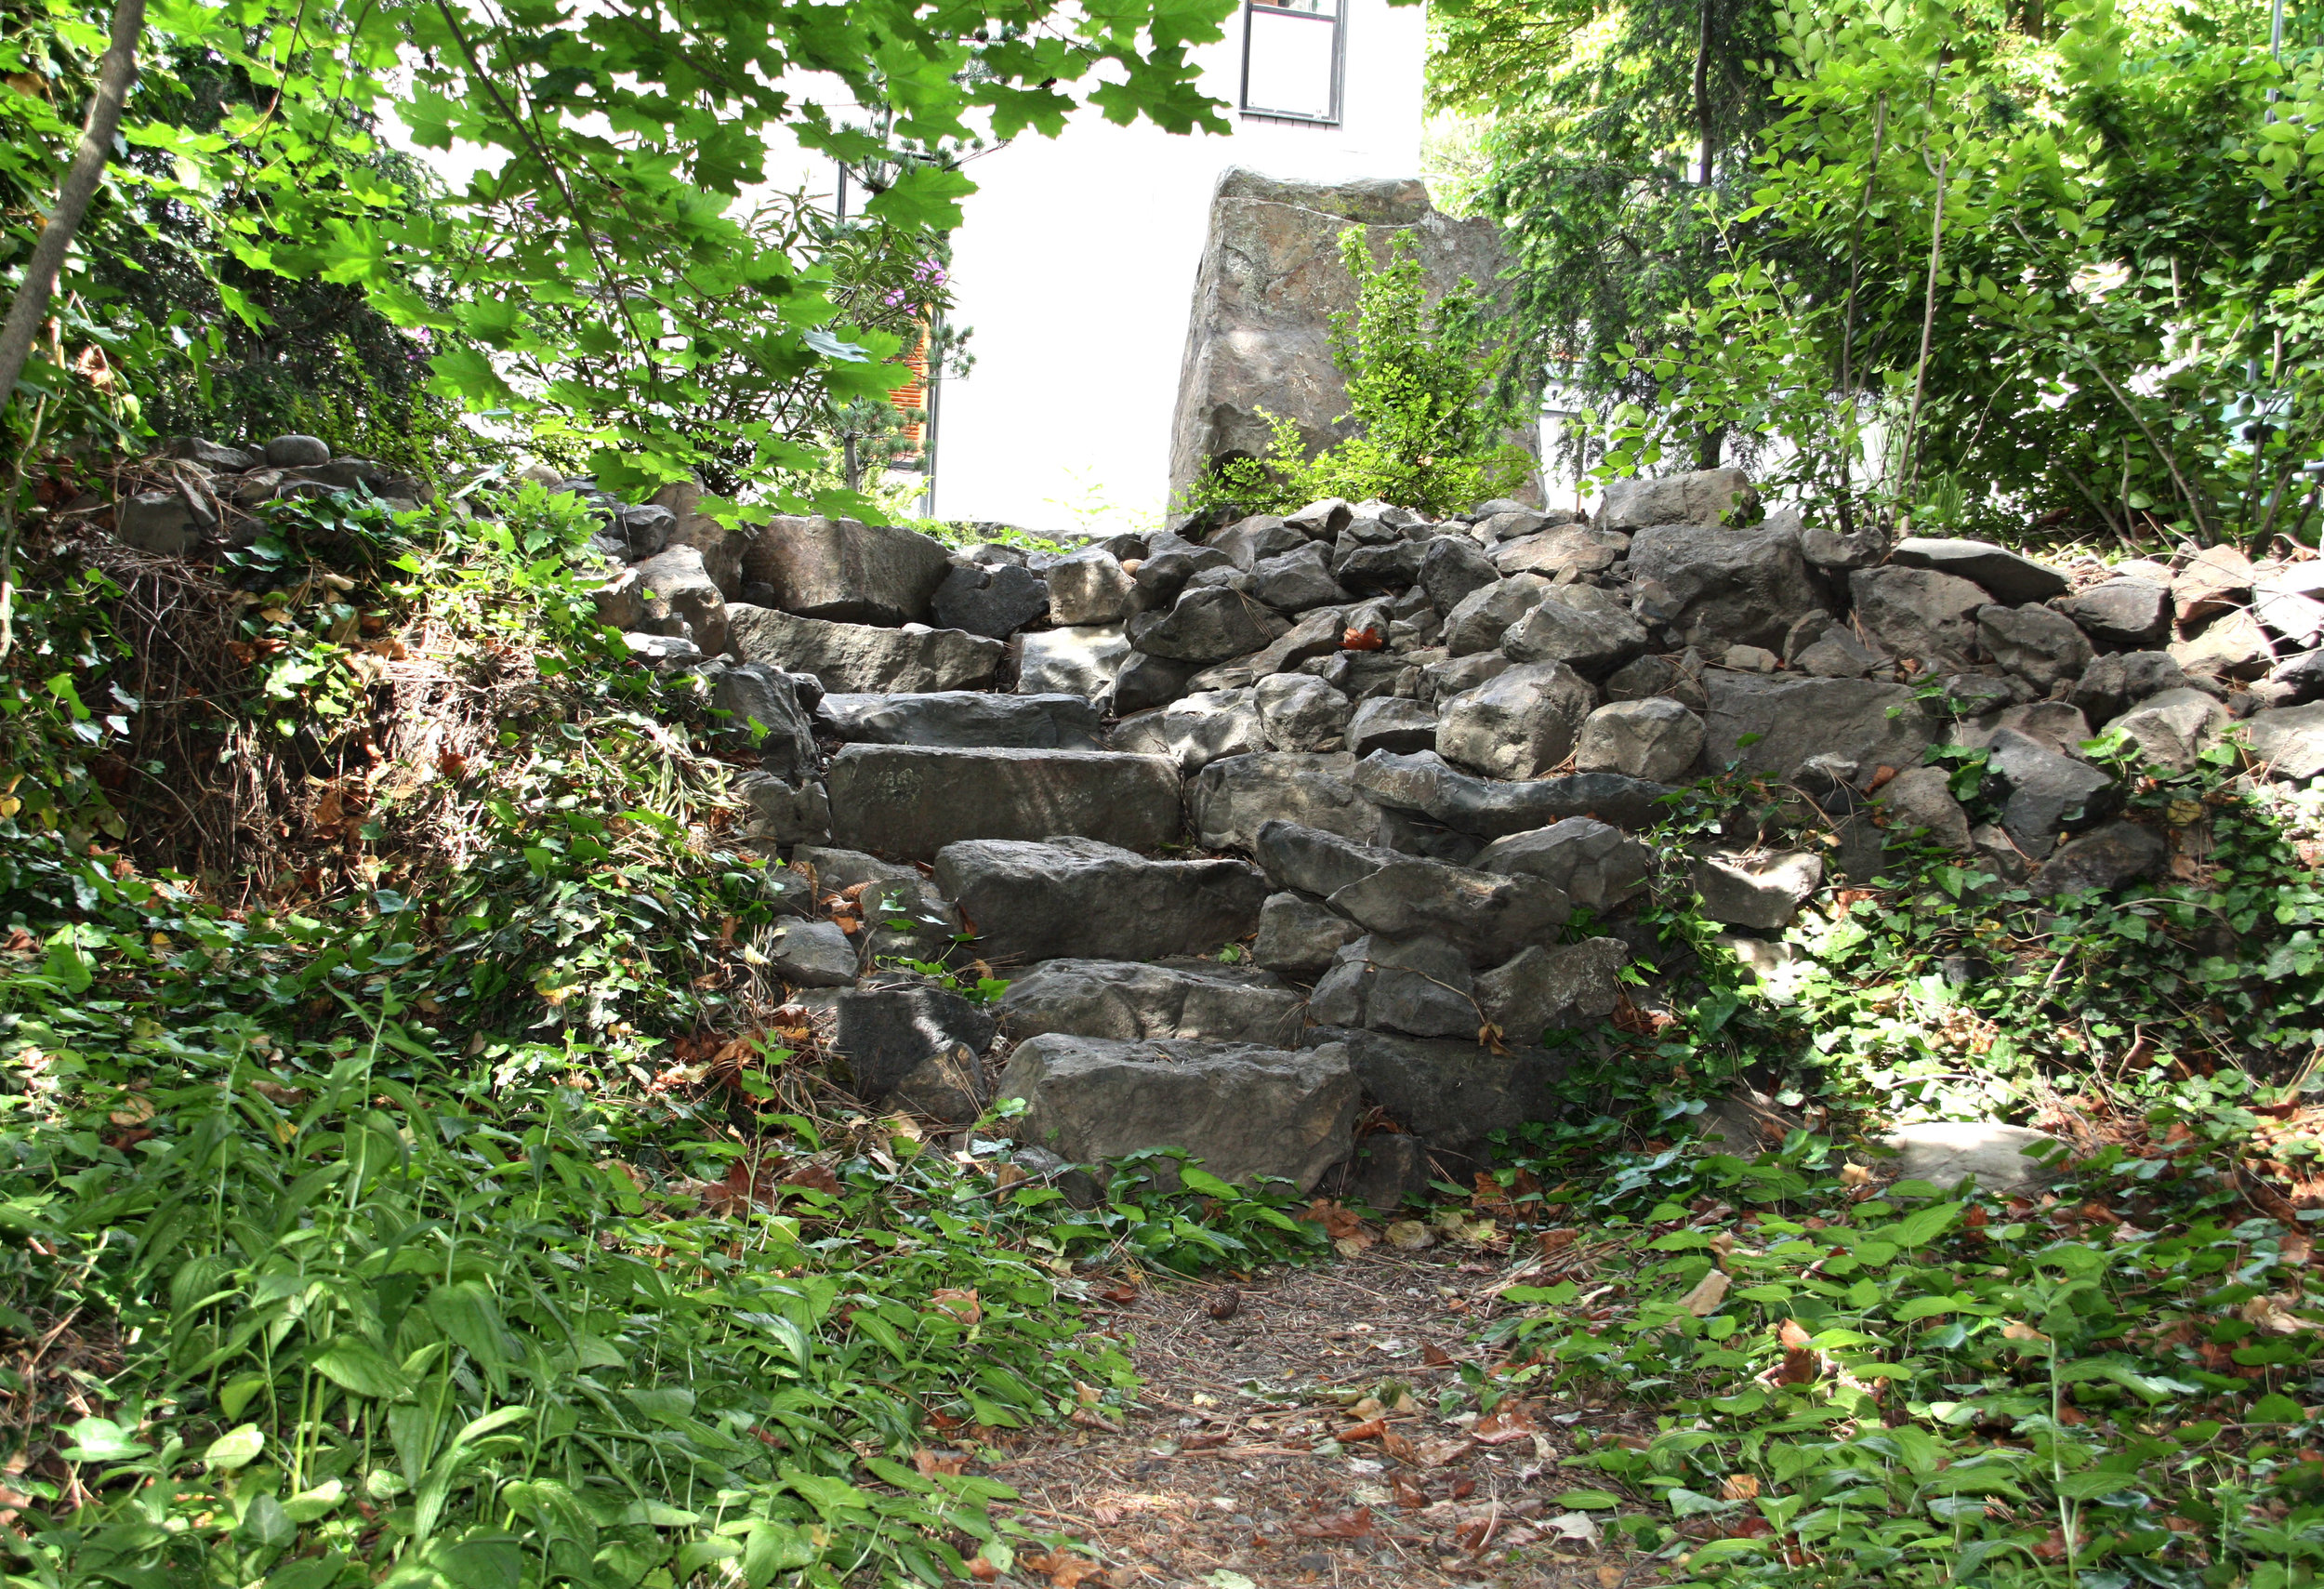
[
  {"x1": 1442, "y1": 576, "x2": 1547, "y2": 655},
  {"x1": 1167, "y1": 167, "x2": 1525, "y2": 513},
  {"x1": 998, "y1": 959, "x2": 1304, "y2": 1046},
  {"x1": 1252, "y1": 819, "x2": 1406, "y2": 899},
  {"x1": 1879, "y1": 1121, "x2": 2060, "y2": 1194},
  {"x1": 1872, "y1": 765, "x2": 1972, "y2": 853},
  {"x1": 2172, "y1": 608, "x2": 2275, "y2": 681},
  {"x1": 1626, "y1": 524, "x2": 1825, "y2": 652},
  {"x1": 2255, "y1": 566, "x2": 2324, "y2": 647},
  {"x1": 1888, "y1": 537, "x2": 2067, "y2": 605},
  {"x1": 1794, "y1": 629, "x2": 1891, "y2": 679},
  {"x1": 1693, "y1": 850, "x2": 1824, "y2": 930},
  {"x1": 1352, "y1": 749, "x2": 1672, "y2": 836},
  {"x1": 745, "y1": 515, "x2": 953, "y2": 625},
  {"x1": 2033, "y1": 820, "x2": 2166, "y2": 898},
  {"x1": 1476, "y1": 938, "x2": 1628, "y2": 1040},
  {"x1": 1435, "y1": 662, "x2": 1597, "y2": 780},
  {"x1": 1187, "y1": 752, "x2": 1384, "y2": 851},
  {"x1": 1499, "y1": 586, "x2": 1651, "y2": 676},
  {"x1": 1978, "y1": 603, "x2": 2094, "y2": 692},
  {"x1": 1346, "y1": 695, "x2": 1439, "y2": 757},
  {"x1": 1209, "y1": 514, "x2": 1306, "y2": 570},
  {"x1": 2056, "y1": 579, "x2": 2172, "y2": 647},
  {"x1": 935, "y1": 837, "x2": 1270, "y2": 963},
  {"x1": 1308, "y1": 1028, "x2": 1569, "y2": 1160},
  {"x1": 1309, "y1": 934, "x2": 1477, "y2": 1038},
  {"x1": 1472, "y1": 818, "x2": 1651, "y2": 909},
  {"x1": 1256, "y1": 672, "x2": 1355, "y2": 752},
  {"x1": 836, "y1": 981, "x2": 997, "y2": 1112},
  {"x1": 826, "y1": 746, "x2": 1181, "y2": 859},
  {"x1": 1951, "y1": 701, "x2": 2092, "y2": 761},
  {"x1": 263, "y1": 433, "x2": 332, "y2": 467},
  {"x1": 1605, "y1": 653, "x2": 1709, "y2": 709},
  {"x1": 1599, "y1": 468, "x2": 1756, "y2": 530},
  {"x1": 1492, "y1": 524, "x2": 1628, "y2": 578},
  {"x1": 1324, "y1": 1132, "x2": 1433, "y2": 1211},
  {"x1": 1252, "y1": 891, "x2": 1364, "y2": 976},
  {"x1": 1045, "y1": 549, "x2": 1136, "y2": 626},
  {"x1": 735, "y1": 774, "x2": 832, "y2": 845},
  {"x1": 628, "y1": 546, "x2": 730, "y2": 655},
  {"x1": 1419, "y1": 653, "x2": 1512, "y2": 706},
  {"x1": 1248, "y1": 542, "x2": 1347, "y2": 613},
  {"x1": 1114, "y1": 688, "x2": 1269, "y2": 774},
  {"x1": 1987, "y1": 727, "x2": 2117, "y2": 853},
  {"x1": 1130, "y1": 584, "x2": 1286, "y2": 664},
  {"x1": 711, "y1": 663, "x2": 820, "y2": 780},
  {"x1": 999, "y1": 1033, "x2": 1358, "y2": 1191},
  {"x1": 1112, "y1": 651, "x2": 1202, "y2": 714},
  {"x1": 2071, "y1": 651, "x2": 2209, "y2": 723},
  {"x1": 768, "y1": 919, "x2": 858, "y2": 987},
  {"x1": 1575, "y1": 697, "x2": 1705, "y2": 782},
  {"x1": 1333, "y1": 540, "x2": 1425, "y2": 594},
  {"x1": 2245, "y1": 701, "x2": 2324, "y2": 780},
  {"x1": 2110, "y1": 687, "x2": 2230, "y2": 771},
  {"x1": 1419, "y1": 536, "x2": 1500, "y2": 615},
  {"x1": 1322, "y1": 854, "x2": 1571, "y2": 966},
  {"x1": 817, "y1": 690, "x2": 1103, "y2": 749},
  {"x1": 1701, "y1": 673, "x2": 1935, "y2": 781},
  {"x1": 931, "y1": 561, "x2": 1049, "y2": 639},
  {"x1": 1849, "y1": 565, "x2": 1987, "y2": 671},
  {"x1": 1018, "y1": 625, "x2": 1130, "y2": 702},
  {"x1": 2172, "y1": 545, "x2": 2254, "y2": 626},
  {"x1": 726, "y1": 604, "x2": 1002, "y2": 693}
]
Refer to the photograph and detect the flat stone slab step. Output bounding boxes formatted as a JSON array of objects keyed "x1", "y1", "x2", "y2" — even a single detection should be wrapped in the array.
[
  {"x1": 934, "y1": 837, "x2": 1268, "y2": 964},
  {"x1": 997, "y1": 957, "x2": 1305, "y2": 1046},
  {"x1": 816, "y1": 691, "x2": 1103, "y2": 749},
  {"x1": 826, "y1": 745, "x2": 1181, "y2": 859}
]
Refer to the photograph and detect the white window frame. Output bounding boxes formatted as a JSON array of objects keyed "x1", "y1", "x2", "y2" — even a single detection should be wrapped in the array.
[{"x1": 1238, "y1": 0, "x2": 1345, "y2": 126}]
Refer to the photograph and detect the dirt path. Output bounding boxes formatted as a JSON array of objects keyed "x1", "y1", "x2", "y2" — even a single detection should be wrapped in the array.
[{"x1": 973, "y1": 1248, "x2": 1671, "y2": 1589}]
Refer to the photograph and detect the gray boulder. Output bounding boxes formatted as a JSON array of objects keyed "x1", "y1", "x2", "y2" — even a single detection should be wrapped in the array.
[
  {"x1": 726, "y1": 604, "x2": 1002, "y2": 693},
  {"x1": 1435, "y1": 661, "x2": 1597, "y2": 779},
  {"x1": 1476, "y1": 937, "x2": 1629, "y2": 1039},
  {"x1": 2172, "y1": 545, "x2": 2254, "y2": 626},
  {"x1": 1499, "y1": 586, "x2": 1651, "y2": 676},
  {"x1": 931, "y1": 561, "x2": 1049, "y2": 639},
  {"x1": 1605, "y1": 652, "x2": 1710, "y2": 709},
  {"x1": 1252, "y1": 891, "x2": 1364, "y2": 976},
  {"x1": 1872, "y1": 765, "x2": 1972, "y2": 853},
  {"x1": 711, "y1": 663, "x2": 820, "y2": 780},
  {"x1": 816, "y1": 690, "x2": 1103, "y2": 749},
  {"x1": 1626, "y1": 524, "x2": 1824, "y2": 651},
  {"x1": 2033, "y1": 821, "x2": 2166, "y2": 897},
  {"x1": 998, "y1": 1033, "x2": 1359, "y2": 1191},
  {"x1": 1333, "y1": 539, "x2": 1425, "y2": 594},
  {"x1": 1312, "y1": 1027, "x2": 1569, "y2": 1160},
  {"x1": 1210, "y1": 514, "x2": 1306, "y2": 570},
  {"x1": 1323, "y1": 854, "x2": 1571, "y2": 965},
  {"x1": 2056, "y1": 579, "x2": 2172, "y2": 647},
  {"x1": 1599, "y1": 468, "x2": 1755, "y2": 530},
  {"x1": 735, "y1": 774, "x2": 832, "y2": 845},
  {"x1": 1188, "y1": 752, "x2": 1384, "y2": 851},
  {"x1": 2245, "y1": 701, "x2": 2324, "y2": 780},
  {"x1": 2072, "y1": 650, "x2": 2210, "y2": 723},
  {"x1": 630, "y1": 546, "x2": 730, "y2": 655},
  {"x1": 263, "y1": 432, "x2": 332, "y2": 468},
  {"x1": 1492, "y1": 524, "x2": 1629, "y2": 578},
  {"x1": 1419, "y1": 536, "x2": 1502, "y2": 614},
  {"x1": 1850, "y1": 565, "x2": 1988, "y2": 671},
  {"x1": 2172, "y1": 608, "x2": 2276, "y2": 681},
  {"x1": 1701, "y1": 673, "x2": 1935, "y2": 780},
  {"x1": 1113, "y1": 651, "x2": 1203, "y2": 714},
  {"x1": 1046, "y1": 549, "x2": 1136, "y2": 626},
  {"x1": 1888, "y1": 537, "x2": 2067, "y2": 605},
  {"x1": 1353, "y1": 748, "x2": 1672, "y2": 835},
  {"x1": 115, "y1": 489, "x2": 209, "y2": 554},
  {"x1": 1979, "y1": 603, "x2": 2094, "y2": 693},
  {"x1": 1018, "y1": 624, "x2": 1130, "y2": 701},
  {"x1": 1575, "y1": 697, "x2": 1704, "y2": 782},
  {"x1": 1473, "y1": 817, "x2": 1651, "y2": 909},
  {"x1": 1693, "y1": 850, "x2": 1824, "y2": 930},
  {"x1": 1442, "y1": 576, "x2": 1548, "y2": 655},
  {"x1": 999, "y1": 959, "x2": 1304, "y2": 1046},
  {"x1": 1950, "y1": 700, "x2": 2093, "y2": 760},
  {"x1": 1131, "y1": 584, "x2": 1286, "y2": 664},
  {"x1": 768, "y1": 919, "x2": 859, "y2": 987},
  {"x1": 936, "y1": 837, "x2": 1270, "y2": 963},
  {"x1": 2110, "y1": 687, "x2": 2229, "y2": 771},
  {"x1": 836, "y1": 980, "x2": 997, "y2": 1115},
  {"x1": 826, "y1": 745, "x2": 1182, "y2": 860},
  {"x1": 1252, "y1": 819, "x2": 1405, "y2": 898},
  {"x1": 1248, "y1": 542, "x2": 1347, "y2": 613},
  {"x1": 1987, "y1": 727, "x2": 2117, "y2": 854},
  {"x1": 1346, "y1": 695, "x2": 1439, "y2": 757},
  {"x1": 1879, "y1": 1121, "x2": 2060, "y2": 1195},
  {"x1": 1309, "y1": 934, "x2": 1478, "y2": 1038},
  {"x1": 1256, "y1": 672, "x2": 1355, "y2": 752},
  {"x1": 745, "y1": 515, "x2": 953, "y2": 625},
  {"x1": 1113, "y1": 688, "x2": 1269, "y2": 773}
]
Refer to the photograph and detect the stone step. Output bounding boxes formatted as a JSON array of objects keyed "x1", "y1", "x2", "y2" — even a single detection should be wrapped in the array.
[
  {"x1": 997, "y1": 958, "x2": 1305, "y2": 1046},
  {"x1": 815, "y1": 690, "x2": 1103, "y2": 749},
  {"x1": 825, "y1": 745, "x2": 1180, "y2": 859},
  {"x1": 933, "y1": 837, "x2": 1268, "y2": 964},
  {"x1": 727, "y1": 603, "x2": 1002, "y2": 693}
]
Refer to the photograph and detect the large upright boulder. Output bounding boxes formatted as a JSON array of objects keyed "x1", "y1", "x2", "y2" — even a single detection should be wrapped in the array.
[{"x1": 1167, "y1": 167, "x2": 1533, "y2": 516}]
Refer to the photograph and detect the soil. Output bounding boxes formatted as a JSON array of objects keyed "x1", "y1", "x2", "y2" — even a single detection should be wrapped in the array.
[{"x1": 970, "y1": 1246, "x2": 1673, "y2": 1589}]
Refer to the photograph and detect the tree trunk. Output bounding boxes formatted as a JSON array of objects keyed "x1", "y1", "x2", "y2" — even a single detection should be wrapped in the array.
[{"x1": 0, "y1": 0, "x2": 147, "y2": 424}]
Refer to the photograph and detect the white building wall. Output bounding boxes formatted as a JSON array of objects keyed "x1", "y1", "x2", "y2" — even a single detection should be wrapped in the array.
[{"x1": 931, "y1": 0, "x2": 1427, "y2": 533}]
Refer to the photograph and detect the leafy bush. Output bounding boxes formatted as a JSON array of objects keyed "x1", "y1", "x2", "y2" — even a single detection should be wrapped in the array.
[{"x1": 1181, "y1": 228, "x2": 1536, "y2": 518}]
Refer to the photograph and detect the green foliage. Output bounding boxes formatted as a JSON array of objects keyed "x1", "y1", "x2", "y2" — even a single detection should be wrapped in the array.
[
  {"x1": 1181, "y1": 228, "x2": 1535, "y2": 518},
  {"x1": 1579, "y1": 0, "x2": 2324, "y2": 548},
  {"x1": 1475, "y1": 1119, "x2": 2324, "y2": 1586}
]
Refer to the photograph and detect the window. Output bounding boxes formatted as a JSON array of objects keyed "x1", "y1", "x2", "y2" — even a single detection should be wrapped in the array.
[{"x1": 1240, "y1": 0, "x2": 1343, "y2": 125}]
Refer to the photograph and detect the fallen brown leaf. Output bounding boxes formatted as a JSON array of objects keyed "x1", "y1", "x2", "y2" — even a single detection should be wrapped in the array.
[
  {"x1": 1472, "y1": 1403, "x2": 1540, "y2": 1444},
  {"x1": 1293, "y1": 1507, "x2": 1375, "y2": 1540}
]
